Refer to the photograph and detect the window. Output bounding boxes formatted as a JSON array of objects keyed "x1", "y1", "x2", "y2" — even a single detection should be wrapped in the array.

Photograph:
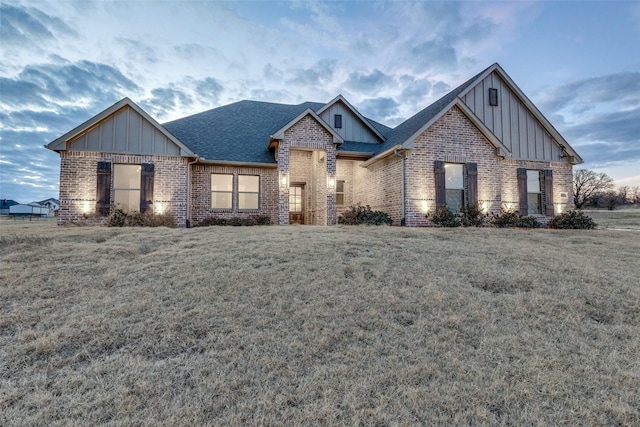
[
  {"x1": 445, "y1": 163, "x2": 464, "y2": 212},
  {"x1": 334, "y1": 114, "x2": 342, "y2": 129},
  {"x1": 113, "y1": 164, "x2": 141, "y2": 212},
  {"x1": 489, "y1": 88, "x2": 498, "y2": 106},
  {"x1": 336, "y1": 180, "x2": 345, "y2": 205},
  {"x1": 238, "y1": 175, "x2": 259, "y2": 210},
  {"x1": 289, "y1": 186, "x2": 302, "y2": 212},
  {"x1": 211, "y1": 174, "x2": 233, "y2": 209},
  {"x1": 527, "y1": 170, "x2": 542, "y2": 215}
]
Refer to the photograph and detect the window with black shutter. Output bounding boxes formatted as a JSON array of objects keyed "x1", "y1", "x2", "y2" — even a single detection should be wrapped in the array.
[{"x1": 96, "y1": 161, "x2": 111, "y2": 216}]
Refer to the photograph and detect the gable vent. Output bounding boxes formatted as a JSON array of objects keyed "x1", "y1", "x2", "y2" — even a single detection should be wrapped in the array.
[{"x1": 489, "y1": 88, "x2": 498, "y2": 106}]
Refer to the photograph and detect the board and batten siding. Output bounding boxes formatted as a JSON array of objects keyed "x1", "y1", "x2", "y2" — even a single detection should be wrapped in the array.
[
  {"x1": 318, "y1": 100, "x2": 381, "y2": 144},
  {"x1": 67, "y1": 106, "x2": 181, "y2": 156},
  {"x1": 461, "y1": 71, "x2": 564, "y2": 162}
]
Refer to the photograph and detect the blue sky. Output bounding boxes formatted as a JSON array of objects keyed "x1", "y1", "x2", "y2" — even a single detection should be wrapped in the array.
[{"x1": 1, "y1": 0, "x2": 639, "y2": 203}]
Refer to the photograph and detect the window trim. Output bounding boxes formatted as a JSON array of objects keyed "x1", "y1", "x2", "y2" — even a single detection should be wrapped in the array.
[
  {"x1": 238, "y1": 174, "x2": 260, "y2": 211},
  {"x1": 526, "y1": 169, "x2": 543, "y2": 215},
  {"x1": 336, "y1": 179, "x2": 345, "y2": 206},
  {"x1": 211, "y1": 173, "x2": 234, "y2": 210},
  {"x1": 334, "y1": 114, "x2": 342, "y2": 129},
  {"x1": 113, "y1": 163, "x2": 142, "y2": 212}
]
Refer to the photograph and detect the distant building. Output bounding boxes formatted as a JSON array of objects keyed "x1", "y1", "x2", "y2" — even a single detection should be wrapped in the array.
[
  {"x1": 38, "y1": 198, "x2": 60, "y2": 214},
  {"x1": 0, "y1": 199, "x2": 19, "y2": 215}
]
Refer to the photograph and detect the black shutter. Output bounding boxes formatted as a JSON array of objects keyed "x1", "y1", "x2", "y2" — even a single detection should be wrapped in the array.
[
  {"x1": 435, "y1": 161, "x2": 446, "y2": 209},
  {"x1": 466, "y1": 163, "x2": 478, "y2": 206},
  {"x1": 517, "y1": 168, "x2": 528, "y2": 215},
  {"x1": 544, "y1": 169, "x2": 554, "y2": 216},
  {"x1": 96, "y1": 161, "x2": 111, "y2": 216},
  {"x1": 140, "y1": 163, "x2": 154, "y2": 213}
]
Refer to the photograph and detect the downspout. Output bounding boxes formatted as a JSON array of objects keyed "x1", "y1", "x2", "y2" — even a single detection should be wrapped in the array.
[
  {"x1": 186, "y1": 155, "x2": 201, "y2": 228},
  {"x1": 394, "y1": 149, "x2": 406, "y2": 226}
]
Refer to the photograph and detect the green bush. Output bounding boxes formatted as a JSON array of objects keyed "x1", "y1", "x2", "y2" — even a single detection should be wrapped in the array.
[
  {"x1": 198, "y1": 215, "x2": 272, "y2": 227},
  {"x1": 547, "y1": 210, "x2": 597, "y2": 229},
  {"x1": 106, "y1": 209, "x2": 177, "y2": 228},
  {"x1": 428, "y1": 206, "x2": 461, "y2": 227},
  {"x1": 338, "y1": 204, "x2": 393, "y2": 225},
  {"x1": 460, "y1": 203, "x2": 487, "y2": 227},
  {"x1": 490, "y1": 209, "x2": 541, "y2": 228}
]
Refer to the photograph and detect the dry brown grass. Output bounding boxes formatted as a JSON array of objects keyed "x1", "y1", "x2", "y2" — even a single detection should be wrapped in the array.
[
  {"x1": 582, "y1": 207, "x2": 640, "y2": 230},
  {"x1": 1, "y1": 219, "x2": 639, "y2": 426}
]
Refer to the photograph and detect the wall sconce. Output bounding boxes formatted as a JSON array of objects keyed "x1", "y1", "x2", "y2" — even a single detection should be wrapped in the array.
[
  {"x1": 82, "y1": 200, "x2": 91, "y2": 213},
  {"x1": 155, "y1": 202, "x2": 165, "y2": 214},
  {"x1": 327, "y1": 175, "x2": 336, "y2": 190},
  {"x1": 482, "y1": 201, "x2": 489, "y2": 213},
  {"x1": 421, "y1": 200, "x2": 429, "y2": 212},
  {"x1": 279, "y1": 172, "x2": 289, "y2": 188}
]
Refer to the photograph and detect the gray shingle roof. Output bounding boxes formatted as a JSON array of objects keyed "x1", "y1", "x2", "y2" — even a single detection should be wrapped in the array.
[{"x1": 162, "y1": 65, "x2": 490, "y2": 163}]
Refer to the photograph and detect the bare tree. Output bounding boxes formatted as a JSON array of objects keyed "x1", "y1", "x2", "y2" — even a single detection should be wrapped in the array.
[
  {"x1": 573, "y1": 169, "x2": 614, "y2": 209},
  {"x1": 617, "y1": 186, "x2": 630, "y2": 205},
  {"x1": 630, "y1": 186, "x2": 640, "y2": 205}
]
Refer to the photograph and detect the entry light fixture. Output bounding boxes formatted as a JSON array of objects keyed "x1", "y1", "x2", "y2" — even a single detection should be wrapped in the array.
[
  {"x1": 327, "y1": 175, "x2": 336, "y2": 190},
  {"x1": 279, "y1": 172, "x2": 289, "y2": 188}
]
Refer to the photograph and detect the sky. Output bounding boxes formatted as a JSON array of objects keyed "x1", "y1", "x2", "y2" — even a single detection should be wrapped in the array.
[{"x1": 1, "y1": 0, "x2": 639, "y2": 203}]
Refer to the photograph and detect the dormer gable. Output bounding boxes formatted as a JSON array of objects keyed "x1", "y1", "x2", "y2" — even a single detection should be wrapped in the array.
[
  {"x1": 46, "y1": 98, "x2": 195, "y2": 157},
  {"x1": 458, "y1": 63, "x2": 582, "y2": 164},
  {"x1": 269, "y1": 108, "x2": 344, "y2": 147},
  {"x1": 316, "y1": 95, "x2": 386, "y2": 144}
]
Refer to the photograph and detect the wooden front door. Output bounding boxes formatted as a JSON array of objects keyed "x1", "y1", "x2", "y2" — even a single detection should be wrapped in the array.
[{"x1": 289, "y1": 184, "x2": 304, "y2": 224}]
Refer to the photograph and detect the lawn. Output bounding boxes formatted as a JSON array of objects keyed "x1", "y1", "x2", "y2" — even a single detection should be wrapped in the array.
[{"x1": 1, "y1": 219, "x2": 639, "y2": 425}]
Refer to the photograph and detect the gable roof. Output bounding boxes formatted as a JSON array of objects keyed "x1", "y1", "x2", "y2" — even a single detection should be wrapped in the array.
[
  {"x1": 46, "y1": 98, "x2": 195, "y2": 156},
  {"x1": 163, "y1": 100, "x2": 327, "y2": 164},
  {"x1": 317, "y1": 95, "x2": 387, "y2": 142}
]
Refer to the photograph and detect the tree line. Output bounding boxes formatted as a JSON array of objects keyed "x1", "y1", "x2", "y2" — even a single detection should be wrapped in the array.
[{"x1": 574, "y1": 169, "x2": 640, "y2": 210}]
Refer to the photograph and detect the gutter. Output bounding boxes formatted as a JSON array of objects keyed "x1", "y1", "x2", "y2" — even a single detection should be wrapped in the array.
[{"x1": 394, "y1": 149, "x2": 406, "y2": 225}]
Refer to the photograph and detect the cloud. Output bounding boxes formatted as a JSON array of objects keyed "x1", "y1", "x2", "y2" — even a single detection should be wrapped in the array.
[
  {"x1": 0, "y1": 60, "x2": 139, "y2": 110},
  {"x1": 345, "y1": 69, "x2": 394, "y2": 93},
  {"x1": 140, "y1": 77, "x2": 225, "y2": 120},
  {"x1": 358, "y1": 97, "x2": 400, "y2": 122},
  {"x1": 0, "y1": 3, "x2": 76, "y2": 49},
  {"x1": 538, "y1": 72, "x2": 640, "y2": 114},
  {"x1": 287, "y1": 59, "x2": 337, "y2": 86}
]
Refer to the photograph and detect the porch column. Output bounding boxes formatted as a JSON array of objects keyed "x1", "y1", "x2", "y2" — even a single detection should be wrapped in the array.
[
  {"x1": 277, "y1": 141, "x2": 290, "y2": 225},
  {"x1": 326, "y1": 145, "x2": 337, "y2": 225}
]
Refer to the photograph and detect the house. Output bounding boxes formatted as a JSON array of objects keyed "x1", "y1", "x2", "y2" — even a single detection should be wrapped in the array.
[
  {"x1": 46, "y1": 63, "x2": 582, "y2": 227},
  {"x1": 38, "y1": 198, "x2": 60, "y2": 214},
  {"x1": 9, "y1": 202, "x2": 49, "y2": 217},
  {"x1": 0, "y1": 199, "x2": 19, "y2": 215}
]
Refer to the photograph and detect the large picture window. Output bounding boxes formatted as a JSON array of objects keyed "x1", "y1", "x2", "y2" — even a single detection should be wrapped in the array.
[
  {"x1": 211, "y1": 174, "x2": 233, "y2": 209},
  {"x1": 238, "y1": 175, "x2": 259, "y2": 210},
  {"x1": 445, "y1": 163, "x2": 464, "y2": 212},
  {"x1": 527, "y1": 170, "x2": 542, "y2": 215},
  {"x1": 113, "y1": 164, "x2": 141, "y2": 212}
]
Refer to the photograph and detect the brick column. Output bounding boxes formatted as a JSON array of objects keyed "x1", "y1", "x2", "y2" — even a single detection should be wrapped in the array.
[
  {"x1": 277, "y1": 141, "x2": 290, "y2": 225},
  {"x1": 326, "y1": 144, "x2": 337, "y2": 225}
]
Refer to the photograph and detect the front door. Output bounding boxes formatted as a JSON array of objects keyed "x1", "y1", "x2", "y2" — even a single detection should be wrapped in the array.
[{"x1": 289, "y1": 184, "x2": 304, "y2": 224}]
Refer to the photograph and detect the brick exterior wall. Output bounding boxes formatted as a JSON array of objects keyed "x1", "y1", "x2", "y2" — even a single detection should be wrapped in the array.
[
  {"x1": 351, "y1": 156, "x2": 404, "y2": 225},
  {"x1": 189, "y1": 164, "x2": 278, "y2": 226},
  {"x1": 58, "y1": 151, "x2": 189, "y2": 226},
  {"x1": 277, "y1": 115, "x2": 337, "y2": 225},
  {"x1": 400, "y1": 106, "x2": 574, "y2": 226}
]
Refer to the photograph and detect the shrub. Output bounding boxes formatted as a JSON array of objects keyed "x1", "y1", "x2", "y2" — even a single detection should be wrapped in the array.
[
  {"x1": 338, "y1": 204, "x2": 393, "y2": 225},
  {"x1": 547, "y1": 210, "x2": 597, "y2": 229},
  {"x1": 105, "y1": 209, "x2": 177, "y2": 228},
  {"x1": 460, "y1": 203, "x2": 486, "y2": 227},
  {"x1": 198, "y1": 215, "x2": 271, "y2": 227},
  {"x1": 490, "y1": 209, "x2": 541, "y2": 228},
  {"x1": 428, "y1": 206, "x2": 461, "y2": 227}
]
